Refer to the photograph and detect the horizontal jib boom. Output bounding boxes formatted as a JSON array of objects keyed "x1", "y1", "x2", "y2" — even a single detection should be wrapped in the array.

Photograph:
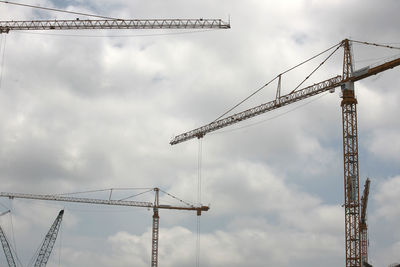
[
  {"x1": 170, "y1": 75, "x2": 343, "y2": 145},
  {"x1": 0, "y1": 192, "x2": 153, "y2": 208},
  {"x1": 0, "y1": 19, "x2": 230, "y2": 33}
]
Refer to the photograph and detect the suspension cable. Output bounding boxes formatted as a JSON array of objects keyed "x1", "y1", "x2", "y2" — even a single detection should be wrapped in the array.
[
  {"x1": 350, "y1": 39, "x2": 400, "y2": 50},
  {"x1": 0, "y1": 0, "x2": 119, "y2": 20},
  {"x1": 213, "y1": 41, "x2": 342, "y2": 121},
  {"x1": 195, "y1": 138, "x2": 203, "y2": 266},
  {"x1": 197, "y1": 138, "x2": 203, "y2": 206},
  {"x1": 158, "y1": 189, "x2": 194, "y2": 207},
  {"x1": 290, "y1": 43, "x2": 342, "y2": 94},
  {"x1": 57, "y1": 187, "x2": 153, "y2": 196},
  {"x1": 118, "y1": 189, "x2": 154, "y2": 201},
  {"x1": 196, "y1": 216, "x2": 201, "y2": 267}
]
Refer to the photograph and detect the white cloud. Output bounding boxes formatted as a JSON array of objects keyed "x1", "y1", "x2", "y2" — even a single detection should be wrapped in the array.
[
  {"x1": 0, "y1": 0, "x2": 399, "y2": 266},
  {"x1": 374, "y1": 176, "x2": 400, "y2": 220}
]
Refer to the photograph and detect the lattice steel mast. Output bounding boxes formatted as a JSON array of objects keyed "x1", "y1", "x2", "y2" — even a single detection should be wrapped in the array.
[
  {"x1": 34, "y1": 210, "x2": 64, "y2": 267},
  {"x1": 0, "y1": 211, "x2": 16, "y2": 267},
  {"x1": 360, "y1": 178, "x2": 371, "y2": 266},
  {"x1": 0, "y1": 18, "x2": 229, "y2": 33},
  {"x1": 341, "y1": 39, "x2": 361, "y2": 267}
]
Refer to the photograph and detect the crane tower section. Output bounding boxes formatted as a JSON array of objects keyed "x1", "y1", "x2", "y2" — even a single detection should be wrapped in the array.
[
  {"x1": 0, "y1": 222, "x2": 16, "y2": 267},
  {"x1": 34, "y1": 210, "x2": 64, "y2": 267},
  {"x1": 341, "y1": 39, "x2": 361, "y2": 267},
  {"x1": 360, "y1": 178, "x2": 371, "y2": 266}
]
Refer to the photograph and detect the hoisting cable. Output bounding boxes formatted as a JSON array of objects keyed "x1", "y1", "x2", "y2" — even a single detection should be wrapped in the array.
[
  {"x1": 196, "y1": 215, "x2": 201, "y2": 267},
  {"x1": 197, "y1": 138, "x2": 202, "y2": 206},
  {"x1": 213, "y1": 41, "x2": 342, "y2": 122},
  {"x1": 195, "y1": 137, "x2": 203, "y2": 267},
  {"x1": 0, "y1": 34, "x2": 6, "y2": 90},
  {"x1": 349, "y1": 39, "x2": 400, "y2": 50},
  {"x1": 0, "y1": 0, "x2": 119, "y2": 20}
]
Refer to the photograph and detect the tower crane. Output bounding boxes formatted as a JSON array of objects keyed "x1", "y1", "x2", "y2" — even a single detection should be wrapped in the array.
[
  {"x1": 169, "y1": 39, "x2": 400, "y2": 267},
  {"x1": 0, "y1": 188, "x2": 209, "y2": 267},
  {"x1": 33, "y1": 210, "x2": 64, "y2": 267},
  {"x1": 360, "y1": 178, "x2": 371, "y2": 267},
  {"x1": 0, "y1": 210, "x2": 17, "y2": 267}
]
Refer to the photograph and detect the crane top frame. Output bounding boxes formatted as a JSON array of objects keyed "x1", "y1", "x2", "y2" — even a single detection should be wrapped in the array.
[{"x1": 0, "y1": 18, "x2": 230, "y2": 33}]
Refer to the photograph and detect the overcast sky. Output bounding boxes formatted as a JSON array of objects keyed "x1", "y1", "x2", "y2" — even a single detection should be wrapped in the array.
[{"x1": 0, "y1": 0, "x2": 399, "y2": 266}]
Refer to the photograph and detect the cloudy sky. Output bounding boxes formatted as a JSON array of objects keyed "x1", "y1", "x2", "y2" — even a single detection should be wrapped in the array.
[{"x1": 0, "y1": 0, "x2": 399, "y2": 266}]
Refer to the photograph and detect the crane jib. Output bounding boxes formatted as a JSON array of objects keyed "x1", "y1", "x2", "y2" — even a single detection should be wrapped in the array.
[
  {"x1": 170, "y1": 75, "x2": 343, "y2": 145},
  {"x1": 170, "y1": 55, "x2": 400, "y2": 146},
  {"x1": 0, "y1": 18, "x2": 230, "y2": 33}
]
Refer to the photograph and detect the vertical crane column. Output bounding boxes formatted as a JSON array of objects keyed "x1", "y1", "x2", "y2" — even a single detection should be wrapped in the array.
[
  {"x1": 151, "y1": 189, "x2": 160, "y2": 267},
  {"x1": 360, "y1": 178, "x2": 371, "y2": 266},
  {"x1": 341, "y1": 39, "x2": 361, "y2": 267},
  {"x1": 0, "y1": 222, "x2": 16, "y2": 267},
  {"x1": 34, "y1": 210, "x2": 64, "y2": 267}
]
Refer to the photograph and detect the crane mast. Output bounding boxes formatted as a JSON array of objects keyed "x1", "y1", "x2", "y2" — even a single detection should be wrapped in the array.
[
  {"x1": 34, "y1": 210, "x2": 64, "y2": 267},
  {"x1": 152, "y1": 189, "x2": 160, "y2": 267},
  {"x1": 341, "y1": 39, "x2": 361, "y2": 267},
  {"x1": 170, "y1": 39, "x2": 400, "y2": 267},
  {"x1": 0, "y1": 189, "x2": 209, "y2": 267},
  {"x1": 0, "y1": 18, "x2": 230, "y2": 33},
  {"x1": 360, "y1": 178, "x2": 371, "y2": 266},
  {"x1": 0, "y1": 211, "x2": 16, "y2": 267}
]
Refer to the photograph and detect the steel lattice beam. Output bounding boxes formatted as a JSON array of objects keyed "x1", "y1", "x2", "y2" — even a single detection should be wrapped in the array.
[
  {"x1": 34, "y1": 210, "x2": 64, "y2": 267},
  {"x1": 170, "y1": 75, "x2": 343, "y2": 145},
  {"x1": 0, "y1": 224, "x2": 16, "y2": 267},
  {"x1": 151, "y1": 209, "x2": 160, "y2": 267},
  {"x1": 0, "y1": 18, "x2": 230, "y2": 33}
]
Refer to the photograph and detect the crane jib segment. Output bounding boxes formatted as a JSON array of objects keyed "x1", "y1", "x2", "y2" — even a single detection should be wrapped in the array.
[
  {"x1": 34, "y1": 210, "x2": 64, "y2": 267},
  {"x1": 0, "y1": 225, "x2": 16, "y2": 267},
  {"x1": 0, "y1": 192, "x2": 208, "y2": 211},
  {"x1": 170, "y1": 75, "x2": 343, "y2": 145},
  {"x1": 0, "y1": 192, "x2": 153, "y2": 208},
  {"x1": 0, "y1": 18, "x2": 230, "y2": 33}
]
